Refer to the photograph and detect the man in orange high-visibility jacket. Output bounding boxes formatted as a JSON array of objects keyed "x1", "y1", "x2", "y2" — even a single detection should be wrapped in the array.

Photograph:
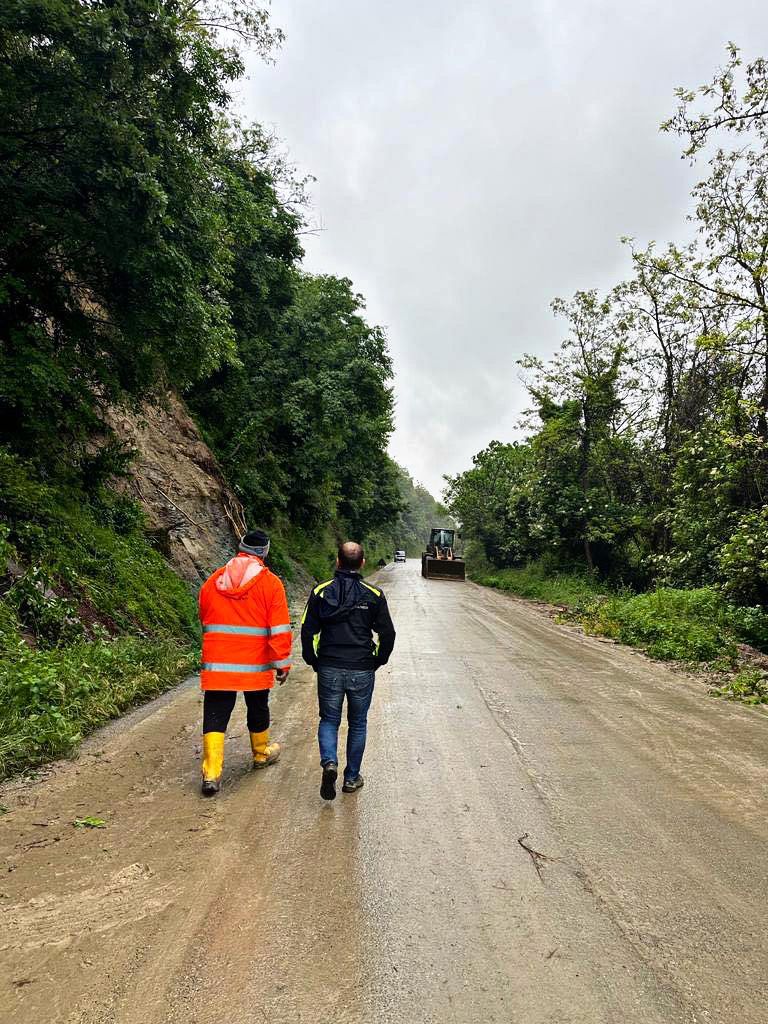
[{"x1": 198, "y1": 529, "x2": 292, "y2": 796}]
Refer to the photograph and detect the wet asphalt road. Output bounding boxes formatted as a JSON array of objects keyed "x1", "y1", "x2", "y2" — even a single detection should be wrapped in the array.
[{"x1": 1, "y1": 558, "x2": 767, "y2": 1023}]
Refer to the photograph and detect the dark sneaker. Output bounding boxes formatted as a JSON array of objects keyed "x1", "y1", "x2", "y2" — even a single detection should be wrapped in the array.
[
  {"x1": 342, "y1": 775, "x2": 364, "y2": 793},
  {"x1": 320, "y1": 761, "x2": 338, "y2": 801},
  {"x1": 201, "y1": 778, "x2": 220, "y2": 797}
]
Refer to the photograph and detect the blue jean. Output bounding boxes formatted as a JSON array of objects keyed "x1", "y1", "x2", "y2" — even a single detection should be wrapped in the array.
[{"x1": 317, "y1": 667, "x2": 376, "y2": 782}]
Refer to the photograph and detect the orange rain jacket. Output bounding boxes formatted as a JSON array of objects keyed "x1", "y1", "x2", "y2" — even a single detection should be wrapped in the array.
[{"x1": 198, "y1": 554, "x2": 292, "y2": 691}]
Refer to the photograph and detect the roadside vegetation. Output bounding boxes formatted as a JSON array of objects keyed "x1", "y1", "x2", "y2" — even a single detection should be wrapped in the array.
[
  {"x1": 0, "y1": 450, "x2": 198, "y2": 778},
  {"x1": 385, "y1": 467, "x2": 454, "y2": 558},
  {"x1": 447, "y1": 48, "x2": 768, "y2": 704}
]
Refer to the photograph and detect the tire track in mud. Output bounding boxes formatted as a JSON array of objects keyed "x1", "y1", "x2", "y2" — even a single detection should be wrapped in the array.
[{"x1": 0, "y1": 863, "x2": 176, "y2": 953}]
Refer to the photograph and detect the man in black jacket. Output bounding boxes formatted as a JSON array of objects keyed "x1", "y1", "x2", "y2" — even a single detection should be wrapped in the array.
[{"x1": 301, "y1": 541, "x2": 396, "y2": 800}]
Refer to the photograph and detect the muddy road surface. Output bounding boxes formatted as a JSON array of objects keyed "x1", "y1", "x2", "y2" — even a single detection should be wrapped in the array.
[{"x1": 2, "y1": 559, "x2": 767, "y2": 1023}]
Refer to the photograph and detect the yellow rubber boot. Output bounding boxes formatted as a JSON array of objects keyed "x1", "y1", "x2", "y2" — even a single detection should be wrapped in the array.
[
  {"x1": 250, "y1": 729, "x2": 281, "y2": 769},
  {"x1": 201, "y1": 731, "x2": 225, "y2": 795}
]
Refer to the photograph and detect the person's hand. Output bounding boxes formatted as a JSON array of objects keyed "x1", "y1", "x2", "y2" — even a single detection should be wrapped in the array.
[{"x1": 276, "y1": 667, "x2": 290, "y2": 685}]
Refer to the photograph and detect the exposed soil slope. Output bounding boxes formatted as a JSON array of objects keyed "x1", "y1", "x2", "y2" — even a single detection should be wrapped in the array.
[{"x1": 105, "y1": 393, "x2": 245, "y2": 584}]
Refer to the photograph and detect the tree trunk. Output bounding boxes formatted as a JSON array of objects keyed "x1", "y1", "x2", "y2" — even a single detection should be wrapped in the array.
[{"x1": 583, "y1": 537, "x2": 594, "y2": 572}]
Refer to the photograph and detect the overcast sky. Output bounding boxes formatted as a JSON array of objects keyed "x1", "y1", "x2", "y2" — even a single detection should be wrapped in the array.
[{"x1": 241, "y1": 1, "x2": 768, "y2": 498}]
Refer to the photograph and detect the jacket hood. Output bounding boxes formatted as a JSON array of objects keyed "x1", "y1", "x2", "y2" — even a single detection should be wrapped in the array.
[
  {"x1": 317, "y1": 571, "x2": 367, "y2": 624},
  {"x1": 215, "y1": 554, "x2": 265, "y2": 597}
]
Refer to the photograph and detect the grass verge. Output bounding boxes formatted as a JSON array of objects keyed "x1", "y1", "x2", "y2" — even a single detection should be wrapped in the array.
[
  {"x1": 473, "y1": 561, "x2": 608, "y2": 608},
  {"x1": 0, "y1": 630, "x2": 196, "y2": 778},
  {"x1": 0, "y1": 448, "x2": 200, "y2": 779}
]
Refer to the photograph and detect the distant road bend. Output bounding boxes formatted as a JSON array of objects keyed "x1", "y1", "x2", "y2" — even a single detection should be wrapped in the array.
[{"x1": 1, "y1": 558, "x2": 767, "y2": 1023}]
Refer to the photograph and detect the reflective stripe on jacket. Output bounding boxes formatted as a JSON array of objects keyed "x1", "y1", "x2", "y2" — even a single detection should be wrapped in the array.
[{"x1": 198, "y1": 555, "x2": 292, "y2": 691}]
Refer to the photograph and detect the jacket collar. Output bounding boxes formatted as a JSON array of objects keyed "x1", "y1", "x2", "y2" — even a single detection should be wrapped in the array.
[{"x1": 334, "y1": 568, "x2": 361, "y2": 579}]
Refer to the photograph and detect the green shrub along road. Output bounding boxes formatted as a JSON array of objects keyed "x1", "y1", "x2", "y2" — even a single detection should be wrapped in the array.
[{"x1": 0, "y1": 627, "x2": 197, "y2": 780}]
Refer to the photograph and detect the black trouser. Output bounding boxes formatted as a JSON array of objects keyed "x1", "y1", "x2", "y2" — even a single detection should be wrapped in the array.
[{"x1": 203, "y1": 690, "x2": 270, "y2": 734}]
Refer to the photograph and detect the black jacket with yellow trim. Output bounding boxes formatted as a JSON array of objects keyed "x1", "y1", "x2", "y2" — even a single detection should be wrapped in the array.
[{"x1": 300, "y1": 569, "x2": 396, "y2": 671}]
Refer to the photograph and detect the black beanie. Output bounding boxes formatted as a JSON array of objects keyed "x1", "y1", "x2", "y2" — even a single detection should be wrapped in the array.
[{"x1": 239, "y1": 529, "x2": 270, "y2": 556}]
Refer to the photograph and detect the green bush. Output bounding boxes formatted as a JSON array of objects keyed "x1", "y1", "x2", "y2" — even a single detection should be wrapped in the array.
[
  {"x1": 719, "y1": 506, "x2": 768, "y2": 605},
  {"x1": 580, "y1": 587, "x2": 735, "y2": 661},
  {"x1": 274, "y1": 524, "x2": 337, "y2": 582},
  {"x1": 7, "y1": 566, "x2": 84, "y2": 646},
  {"x1": 0, "y1": 630, "x2": 196, "y2": 778},
  {"x1": 474, "y1": 562, "x2": 768, "y2": 666},
  {"x1": 725, "y1": 604, "x2": 768, "y2": 650},
  {"x1": 263, "y1": 537, "x2": 295, "y2": 584},
  {"x1": 472, "y1": 560, "x2": 608, "y2": 609},
  {"x1": 0, "y1": 448, "x2": 199, "y2": 641},
  {"x1": 710, "y1": 668, "x2": 768, "y2": 706}
]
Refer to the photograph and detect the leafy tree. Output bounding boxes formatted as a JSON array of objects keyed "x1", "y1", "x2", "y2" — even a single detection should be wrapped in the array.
[
  {"x1": 0, "y1": 0, "x2": 278, "y2": 472},
  {"x1": 649, "y1": 397, "x2": 765, "y2": 589},
  {"x1": 522, "y1": 293, "x2": 648, "y2": 575},
  {"x1": 190, "y1": 271, "x2": 398, "y2": 536},
  {"x1": 444, "y1": 441, "x2": 531, "y2": 566},
  {"x1": 390, "y1": 463, "x2": 453, "y2": 556},
  {"x1": 662, "y1": 44, "x2": 768, "y2": 156}
]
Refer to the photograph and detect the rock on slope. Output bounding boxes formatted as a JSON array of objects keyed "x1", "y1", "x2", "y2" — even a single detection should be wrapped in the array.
[
  {"x1": 105, "y1": 392, "x2": 315, "y2": 610},
  {"x1": 105, "y1": 392, "x2": 245, "y2": 584}
]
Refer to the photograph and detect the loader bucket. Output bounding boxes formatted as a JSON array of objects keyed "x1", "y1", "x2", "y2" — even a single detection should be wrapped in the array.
[{"x1": 421, "y1": 555, "x2": 466, "y2": 580}]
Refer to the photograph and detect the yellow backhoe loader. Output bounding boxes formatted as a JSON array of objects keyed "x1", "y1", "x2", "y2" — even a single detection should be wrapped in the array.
[{"x1": 421, "y1": 528, "x2": 465, "y2": 580}]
